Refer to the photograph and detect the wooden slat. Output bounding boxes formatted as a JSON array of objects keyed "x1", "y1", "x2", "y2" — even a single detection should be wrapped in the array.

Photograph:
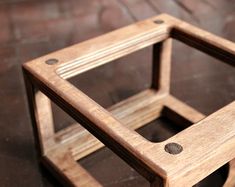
[
  {"x1": 57, "y1": 31, "x2": 168, "y2": 79},
  {"x1": 171, "y1": 20, "x2": 235, "y2": 67},
  {"x1": 23, "y1": 15, "x2": 171, "y2": 80},
  {"x1": 46, "y1": 89, "x2": 166, "y2": 160}
]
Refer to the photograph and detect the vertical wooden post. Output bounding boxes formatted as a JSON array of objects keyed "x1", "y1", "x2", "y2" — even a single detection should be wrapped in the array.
[
  {"x1": 35, "y1": 91, "x2": 54, "y2": 148},
  {"x1": 151, "y1": 38, "x2": 172, "y2": 187},
  {"x1": 23, "y1": 72, "x2": 54, "y2": 155},
  {"x1": 152, "y1": 38, "x2": 172, "y2": 94}
]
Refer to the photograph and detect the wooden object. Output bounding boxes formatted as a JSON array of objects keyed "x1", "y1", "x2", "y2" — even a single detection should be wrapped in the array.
[{"x1": 23, "y1": 14, "x2": 235, "y2": 186}]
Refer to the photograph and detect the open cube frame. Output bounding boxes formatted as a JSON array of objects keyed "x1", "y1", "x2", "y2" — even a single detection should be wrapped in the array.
[{"x1": 23, "y1": 14, "x2": 235, "y2": 186}]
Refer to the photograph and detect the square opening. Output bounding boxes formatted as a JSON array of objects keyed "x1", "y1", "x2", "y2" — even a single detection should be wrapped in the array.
[
  {"x1": 170, "y1": 39, "x2": 235, "y2": 116},
  {"x1": 67, "y1": 47, "x2": 152, "y2": 108}
]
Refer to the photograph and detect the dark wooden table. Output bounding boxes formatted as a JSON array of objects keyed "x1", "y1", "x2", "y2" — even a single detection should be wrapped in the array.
[{"x1": 1, "y1": 0, "x2": 235, "y2": 186}]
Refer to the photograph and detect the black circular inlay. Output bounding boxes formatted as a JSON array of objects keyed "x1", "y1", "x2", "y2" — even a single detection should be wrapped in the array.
[
  {"x1": 164, "y1": 142, "x2": 183, "y2": 155},
  {"x1": 154, "y1": 19, "x2": 164, "y2": 24},
  {"x1": 45, "y1": 58, "x2": 59, "y2": 65}
]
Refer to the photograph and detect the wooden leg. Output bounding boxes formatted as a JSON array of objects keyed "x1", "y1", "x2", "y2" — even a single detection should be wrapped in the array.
[
  {"x1": 35, "y1": 91, "x2": 54, "y2": 152},
  {"x1": 23, "y1": 72, "x2": 54, "y2": 155},
  {"x1": 152, "y1": 38, "x2": 172, "y2": 94}
]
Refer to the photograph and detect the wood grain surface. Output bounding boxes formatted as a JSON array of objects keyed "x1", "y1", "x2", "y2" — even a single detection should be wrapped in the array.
[
  {"x1": 1, "y1": 1, "x2": 235, "y2": 187},
  {"x1": 23, "y1": 13, "x2": 235, "y2": 186}
]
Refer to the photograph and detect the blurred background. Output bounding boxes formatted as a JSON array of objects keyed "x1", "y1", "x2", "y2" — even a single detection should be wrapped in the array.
[{"x1": 1, "y1": 0, "x2": 235, "y2": 186}]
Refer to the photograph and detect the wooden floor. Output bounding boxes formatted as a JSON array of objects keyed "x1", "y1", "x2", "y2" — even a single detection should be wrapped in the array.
[{"x1": 1, "y1": 0, "x2": 235, "y2": 186}]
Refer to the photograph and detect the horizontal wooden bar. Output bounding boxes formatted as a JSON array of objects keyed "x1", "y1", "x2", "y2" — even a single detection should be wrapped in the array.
[
  {"x1": 23, "y1": 14, "x2": 172, "y2": 80},
  {"x1": 57, "y1": 31, "x2": 169, "y2": 79},
  {"x1": 46, "y1": 89, "x2": 166, "y2": 160},
  {"x1": 171, "y1": 22, "x2": 235, "y2": 67}
]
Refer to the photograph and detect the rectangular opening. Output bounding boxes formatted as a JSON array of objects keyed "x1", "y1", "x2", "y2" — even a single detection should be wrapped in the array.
[
  {"x1": 170, "y1": 39, "x2": 235, "y2": 116},
  {"x1": 67, "y1": 47, "x2": 152, "y2": 108},
  {"x1": 136, "y1": 117, "x2": 184, "y2": 143},
  {"x1": 42, "y1": 93, "x2": 152, "y2": 186}
]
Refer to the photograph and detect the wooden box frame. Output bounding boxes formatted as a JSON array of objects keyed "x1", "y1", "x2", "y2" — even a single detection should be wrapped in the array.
[{"x1": 23, "y1": 14, "x2": 235, "y2": 186}]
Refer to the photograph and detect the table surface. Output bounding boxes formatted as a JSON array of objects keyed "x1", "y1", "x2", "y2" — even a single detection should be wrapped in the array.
[{"x1": 1, "y1": 0, "x2": 235, "y2": 186}]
